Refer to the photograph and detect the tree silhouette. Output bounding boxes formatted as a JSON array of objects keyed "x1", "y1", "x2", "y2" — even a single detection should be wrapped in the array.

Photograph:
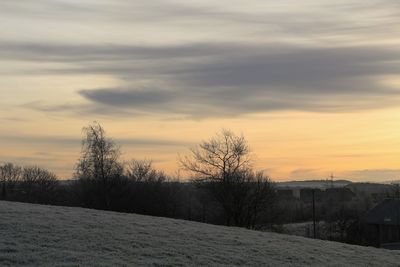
[
  {"x1": 75, "y1": 122, "x2": 124, "y2": 209},
  {"x1": 0, "y1": 163, "x2": 22, "y2": 200},
  {"x1": 181, "y1": 129, "x2": 274, "y2": 227}
]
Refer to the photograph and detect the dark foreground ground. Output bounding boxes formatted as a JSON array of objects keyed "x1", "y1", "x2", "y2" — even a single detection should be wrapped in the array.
[{"x1": 1, "y1": 201, "x2": 400, "y2": 266}]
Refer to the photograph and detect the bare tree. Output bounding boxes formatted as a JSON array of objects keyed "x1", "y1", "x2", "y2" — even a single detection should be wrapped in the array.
[
  {"x1": 0, "y1": 163, "x2": 22, "y2": 199},
  {"x1": 181, "y1": 129, "x2": 274, "y2": 227},
  {"x1": 126, "y1": 159, "x2": 166, "y2": 183},
  {"x1": 244, "y1": 172, "x2": 275, "y2": 228},
  {"x1": 125, "y1": 159, "x2": 175, "y2": 215},
  {"x1": 20, "y1": 166, "x2": 58, "y2": 203},
  {"x1": 75, "y1": 122, "x2": 124, "y2": 209},
  {"x1": 181, "y1": 129, "x2": 251, "y2": 181}
]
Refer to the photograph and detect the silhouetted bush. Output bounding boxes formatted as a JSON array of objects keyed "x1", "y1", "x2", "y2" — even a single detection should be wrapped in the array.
[{"x1": 0, "y1": 163, "x2": 59, "y2": 204}]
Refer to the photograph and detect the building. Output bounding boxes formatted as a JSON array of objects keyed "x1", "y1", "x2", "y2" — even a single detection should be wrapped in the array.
[
  {"x1": 323, "y1": 187, "x2": 355, "y2": 202},
  {"x1": 363, "y1": 199, "x2": 400, "y2": 249}
]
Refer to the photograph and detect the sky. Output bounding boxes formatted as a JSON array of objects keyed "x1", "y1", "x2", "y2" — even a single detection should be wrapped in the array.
[{"x1": 1, "y1": 0, "x2": 400, "y2": 181}]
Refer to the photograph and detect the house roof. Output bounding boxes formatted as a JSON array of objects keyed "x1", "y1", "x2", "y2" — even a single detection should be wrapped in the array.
[{"x1": 365, "y1": 199, "x2": 400, "y2": 226}]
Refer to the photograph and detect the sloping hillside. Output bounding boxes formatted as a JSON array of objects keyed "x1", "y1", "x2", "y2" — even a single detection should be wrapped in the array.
[
  {"x1": 277, "y1": 180, "x2": 352, "y2": 189},
  {"x1": 1, "y1": 201, "x2": 400, "y2": 266}
]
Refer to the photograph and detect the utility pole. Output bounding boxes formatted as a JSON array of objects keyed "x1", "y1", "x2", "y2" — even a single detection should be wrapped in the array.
[{"x1": 312, "y1": 189, "x2": 316, "y2": 239}]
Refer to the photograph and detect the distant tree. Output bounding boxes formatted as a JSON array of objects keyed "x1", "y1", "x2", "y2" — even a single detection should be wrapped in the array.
[
  {"x1": 181, "y1": 129, "x2": 251, "y2": 181},
  {"x1": 126, "y1": 159, "x2": 167, "y2": 183},
  {"x1": 181, "y1": 129, "x2": 274, "y2": 228},
  {"x1": 74, "y1": 122, "x2": 124, "y2": 209},
  {"x1": 20, "y1": 166, "x2": 58, "y2": 203},
  {"x1": 324, "y1": 203, "x2": 359, "y2": 241},
  {"x1": 244, "y1": 171, "x2": 275, "y2": 228},
  {"x1": 0, "y1": 163, "x2": 22, "y2": 200},
  {"x1": 391, "y1": 183, "x2": 400, "y2": 198},
  {"x1": 125, "y1": 159, "x2": 174, "y2": 215}
]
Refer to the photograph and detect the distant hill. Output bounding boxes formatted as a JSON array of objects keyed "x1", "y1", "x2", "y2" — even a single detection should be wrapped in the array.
[
  {"x1": 345, "y1": 182, "x2": 394, "y2": 195},
  {"x1": 2, "y1": 201, "x2": 400, "y2": 266},
  {"x1": 277, "y1": 179, "x2": 352, "y2": 189},
  {"x1": 384, "y1": 180, "x2": 400, "y2": 185}
]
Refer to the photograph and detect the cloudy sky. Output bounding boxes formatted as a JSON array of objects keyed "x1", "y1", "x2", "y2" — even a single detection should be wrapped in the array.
[{"x1": 1, "y1": 0, "x2": 400, "y2": 181}]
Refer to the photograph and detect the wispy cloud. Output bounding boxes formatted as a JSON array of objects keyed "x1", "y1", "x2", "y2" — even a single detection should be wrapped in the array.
[
  {"x1": 10, "y1": 42, "x2": 400, "y2": 118},
  {"x1": 2, "y1": 0, "x2": 400, "y2": 119},
  {"x1": 2, "y1": 0, "x2": 400, "y2": 179},
  {"x1": 0, "y1": 134, "x2": 189, "y2": 147},
  {"x1": 289, "y1": 168, "x2": 323, "y2": 179}
]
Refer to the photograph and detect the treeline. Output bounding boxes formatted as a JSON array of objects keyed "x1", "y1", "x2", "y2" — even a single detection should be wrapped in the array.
[
  {"x1": 0, "y1": 123, "x2": 276, "y2": 229},
  {"x1": 2, "y1": 122, "x2": 391, "y2": 246},
  {"x1": 0, "y1": 164, "x2": 59, "y2": 204}
]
